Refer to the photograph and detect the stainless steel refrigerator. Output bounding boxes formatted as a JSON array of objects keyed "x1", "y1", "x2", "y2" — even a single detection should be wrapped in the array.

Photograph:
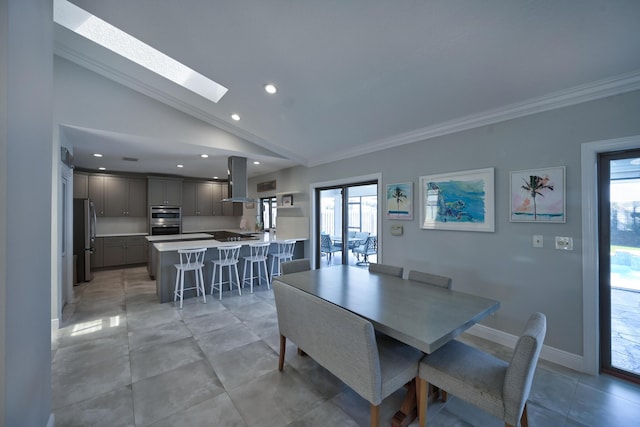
[{"x1": 73, "y1": 198, "x2": 96, "y2": 282}]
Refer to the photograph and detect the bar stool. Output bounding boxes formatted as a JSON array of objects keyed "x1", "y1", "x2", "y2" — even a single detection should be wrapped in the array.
[
  {"x1": 174, "y1": 248, "x2": 207, "y2": 309},
  {"x1": 269, "y1": 240, "x2": 296, "y2": 283},
  {"x1": 210, "y1": 245, "x2": 242, "y2": 300},
  {"x1": 242, "y1": 242, "x2": 271, "y2": 293}
]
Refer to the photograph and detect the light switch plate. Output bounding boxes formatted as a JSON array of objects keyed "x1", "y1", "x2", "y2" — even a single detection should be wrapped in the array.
[
  {"x1": 555, "y1": 236, "x2": 573, "y2": 250},
  {"x1": 390, "y1": 225, "x2": 403, "y2": 236}
]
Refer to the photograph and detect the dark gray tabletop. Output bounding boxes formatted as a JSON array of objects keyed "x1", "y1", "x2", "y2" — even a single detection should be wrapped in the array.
[{"x1": 275, "y1": 265, "x2": 500, "y2": 354}]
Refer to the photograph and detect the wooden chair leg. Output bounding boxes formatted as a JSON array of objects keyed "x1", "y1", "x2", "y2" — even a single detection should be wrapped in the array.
[
  {"x1": 278, "y1": 335, "x2": 286, "y2": 371},
  {"x1": 441, "y1": 390, "x2": 448, "y2": 402},
  {"x1": 418, "y1": 378, "x2": 428, "y2": 427},
  {"x1": 370, "y1": 404, "x2": 380, "y2": 427},
  {"x1": 520, "y1": 403, "x2": 528, "y2": 427}
]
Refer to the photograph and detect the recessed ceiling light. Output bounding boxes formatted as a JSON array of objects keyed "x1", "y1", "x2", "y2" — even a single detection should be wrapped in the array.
[
  {"x1": 231, "y1": 113, "x2": 240, "y2": 121},
  {"x1": 93, "y1": 153, "x2": 103, "y2": 157},
  {"x1": 200, "y1": 154, "x2": 209, "y2": 158},
  {"x1": 253, "y1": 161, "x2": 260, "y2": 165},
  {"x1": 177, "y1": 164, "x2": 184, "y2": 168},
  {"x1": 264, "y1": 84, "x2": 277, "y2": 94},
  {"x1": 98, "y1": 167, "x2": 106, "y2": 170},
  {"x1": 213, "y1": 176, "x2": 219, "y2": 179}
]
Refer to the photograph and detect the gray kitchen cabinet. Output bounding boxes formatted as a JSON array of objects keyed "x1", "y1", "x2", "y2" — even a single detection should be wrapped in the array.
[
  {"x1": 126, "y1": 178, "x2": 147, "y2": 216},
  {"x1": 103, "y1": 237, "x2": 126, "y2": 267},
  {"x1": 73, "y1": 172, "x2": 89, "y2": 199},
  {"x1": 91, "y1": 237, "x2": 104, "y2": 268},
  {"x1": 125, "y1": 236, "x2": 148, "y2": 264},
  {"x1": 88, "y1": 175, "x2": 106, "y2": 216},
  {"x1": 92, "y1": 174, "x2": 147, "y2": 217},
  {"x1": 100, "y1": 236, "x2": 147, "y2": 268},
  {"x1": 148, "y1": 178, "x2": 182, "y2": 206},
  {"x1": 183, "y1": 181, "x2": 214, "y2": 216},
  {"x1": 218, "y1": 183, "x2": 242, "y2": 216},
  {"x1": 212, "y1": 182, "x2": 225, "y2": 216}
]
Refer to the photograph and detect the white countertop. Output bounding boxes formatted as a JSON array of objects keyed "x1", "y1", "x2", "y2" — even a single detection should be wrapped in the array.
[
  {"x1": 97, "y1": 233, "x2": 148, "y2": 238},
  {"x1": 145, "y1": 233, "x2": 212, "y2": 242},
  {"x1": 153, "y1": 233, "x2": 307, "y2": 252}
]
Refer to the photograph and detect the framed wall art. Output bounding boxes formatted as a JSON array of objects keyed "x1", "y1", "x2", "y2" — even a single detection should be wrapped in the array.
[
  {"x1": 420, "y1": 168, "x2": 495, "y2": 232},
  {"x1": 386, "y1": 182, "x2": 413, "y2": 220},
  {"x1": 510, "y1": 166, "x2": 565, "y2": 223}
]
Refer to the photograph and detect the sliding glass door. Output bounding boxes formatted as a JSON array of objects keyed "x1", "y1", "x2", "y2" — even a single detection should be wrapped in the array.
[
  {"x1": 315, "y1": 181, "x2": 377, "y2": 267},
  {"x1": 598, "y1": 150, "x2": 640, "y2": 382}
]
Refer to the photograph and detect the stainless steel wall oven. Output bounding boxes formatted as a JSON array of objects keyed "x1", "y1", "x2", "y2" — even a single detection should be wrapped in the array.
[{"x1": 149, "y1": 206, "x2": 182, "y2": 235}]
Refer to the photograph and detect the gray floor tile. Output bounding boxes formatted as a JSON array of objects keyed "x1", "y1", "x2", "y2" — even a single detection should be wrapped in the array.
[
  {"x1": 130, "y1": 336, "x2": 205, "y2": 383},
  {"x1": 228, "y1": 369, "x2": 325, "y2": 427},
  {"x1": 198, "y1": 322, "x2": 261, "y2": 359},
  {"x1": 126, "y1": 305, "x2": 182, "y2": 332},
  {"x1": 286, "y1": 399, "x2": 360, "y2": 427},
  {"x1": 149, "y1": 393, "x2": 247, "y2": 427},
  {"x1": 128, "y1": 318, "x2": 192, "y2": 351},
  {"x1": 132, "y1": 359, "x2": 225, "y2": 426},
  {"x1": 54, "y1": 386, "x2": 134, "y2": 427},
  {"x1": 568, "y1": 382, "x2": 640, "y2": 427},
  {"x1": 208, "y1": 340, "x2": 280, "y2": 391},
  {"x1": 52, "y1": 351, "x2": 131, "y2": 409},
  {"x1": 184, "y1": 309, "x2": 242, "y2": 337}
]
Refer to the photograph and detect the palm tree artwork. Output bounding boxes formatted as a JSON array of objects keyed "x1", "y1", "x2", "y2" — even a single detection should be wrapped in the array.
[
  {"x1": 521, "y1": 175, "x2": 554, "y2": 220},
  {"x1": 387, "y1": 183, "x2": 412, "y2": 219}
]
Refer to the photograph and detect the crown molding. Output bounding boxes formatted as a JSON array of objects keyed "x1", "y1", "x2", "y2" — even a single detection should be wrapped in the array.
[{"x1": 309, "y1": 70, "x2": 640, "y2": 167}]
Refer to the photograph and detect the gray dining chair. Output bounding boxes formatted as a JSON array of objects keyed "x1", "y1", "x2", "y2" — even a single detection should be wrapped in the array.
[
  {"x1": 280, "y1": 258, "x2": 311, "y2": 275},
  {"x1": 417, "y1": 312, "x2": 546, "y2": 427},
  {"x1": 369, "y1": 262, "x2": 403, "y2": 278},
  {"x1": 273, "y1": 280, "x2": 423, "y2": 427},
  {"x1": 408, "y1": 270, "x2": 452, "y2": 289}
]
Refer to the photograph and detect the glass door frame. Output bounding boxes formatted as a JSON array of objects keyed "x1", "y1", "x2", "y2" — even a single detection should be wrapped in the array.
[
  {"x1": 310, "y1": 173, "x2": 382, "y2": 268},
  {"x1": 598, "y1": 149, "x2": 640, "y2": 383}
]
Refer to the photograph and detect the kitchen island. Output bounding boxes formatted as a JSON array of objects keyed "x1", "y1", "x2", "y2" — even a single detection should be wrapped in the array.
[{"x1": 151, "y1": 233, "x2": 306, "y2": 303}]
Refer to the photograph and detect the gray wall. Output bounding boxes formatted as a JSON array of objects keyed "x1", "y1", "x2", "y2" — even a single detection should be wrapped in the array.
[
  {"x1": 1, "y1": 0, "x2": 54, "y2": 426},
  {"x1": 249, "y1": 89, "x2": 640, "y2": 357}
]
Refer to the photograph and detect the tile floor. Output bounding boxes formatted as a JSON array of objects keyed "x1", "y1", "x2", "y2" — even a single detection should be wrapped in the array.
[{"x1": 52, "y1": 267, "x2": 640, "y2": 426}]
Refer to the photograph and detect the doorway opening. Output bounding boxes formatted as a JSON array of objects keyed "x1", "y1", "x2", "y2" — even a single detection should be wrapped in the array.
[
  {"x1": 315, "y1": 181, "x2": 378, "y2": 267},
  {"x1": 260, "y1": 196, "x2": 277, "y2": 231},
  {"x1": 598, "y1": 150, "x2": 640, "y2": 382}
]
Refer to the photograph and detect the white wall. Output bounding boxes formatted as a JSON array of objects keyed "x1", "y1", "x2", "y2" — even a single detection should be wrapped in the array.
[
  {"x1": 1, "y1": 1, "x2": 54, "y2": 426},
  {"x1": 249, "y1": 89, "x2": 640, "y2": 369}
]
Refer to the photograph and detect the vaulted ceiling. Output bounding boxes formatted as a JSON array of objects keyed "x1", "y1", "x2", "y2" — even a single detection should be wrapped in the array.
[{"x1": 57, "y1": 0, "x2": 640, "y2": 178}]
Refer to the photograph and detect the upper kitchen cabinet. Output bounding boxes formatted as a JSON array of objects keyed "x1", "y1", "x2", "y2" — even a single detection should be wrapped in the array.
[
  {"x1": 89, "y1": 174, "x2": 147, "y2": 217},
  {"x1": 73, "y1": 172, "x2": 89, "y2": 199},
  {"x1": 182, "y1": 181, "x2": 214, "y2": 216},
  {"x1": 148, "y1": 178, "x2": 182, "y2": 206}
]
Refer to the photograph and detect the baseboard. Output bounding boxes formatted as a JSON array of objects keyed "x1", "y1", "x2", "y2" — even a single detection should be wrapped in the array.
[
  {"x1": 47, "y1": 413, "x2": 55, "y2": 427},
  {"x1": 467, "y1": 324, "x2": 586, "y2": 373}
]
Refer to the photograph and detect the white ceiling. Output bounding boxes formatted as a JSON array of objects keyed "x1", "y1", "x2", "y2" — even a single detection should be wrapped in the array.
[{"x1": 58, "y1": 0, "x2": 640, "y2": 179}]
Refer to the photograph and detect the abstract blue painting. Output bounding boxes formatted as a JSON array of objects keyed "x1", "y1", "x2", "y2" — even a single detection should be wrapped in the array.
[{"x1": 420, "y1": 168, "x2": 495, "y2": 232}]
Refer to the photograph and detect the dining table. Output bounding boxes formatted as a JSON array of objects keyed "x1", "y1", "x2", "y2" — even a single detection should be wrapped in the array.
[{"x1": 274, "y1": 265, "x2": 500, "y2": 427}]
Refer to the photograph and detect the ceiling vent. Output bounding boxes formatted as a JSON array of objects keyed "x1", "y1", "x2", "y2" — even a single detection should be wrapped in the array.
[{"x1": 122, "y1": 157, "x2": 139, "y2": 162}]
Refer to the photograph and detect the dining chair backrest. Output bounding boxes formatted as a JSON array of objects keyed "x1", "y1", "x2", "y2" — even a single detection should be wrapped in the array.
[
  {"x1": 280, "y1": 258, "x2": 311, "y2": 275},
  {"x1": 216, "y1": 245, "x2": 241, "y2": 265},
  {"x1": 177, "y1": 248, "x2": 207, "y2": 271},
  {"x1": 408, "y1": 270, "x2": 452, "y2": 289},
  {"x1": 369, "y1": 263, "x2": 403, "y2": 278},
  {"x1": 273, "y1": 280, "x2": 383, "y2": 403}
]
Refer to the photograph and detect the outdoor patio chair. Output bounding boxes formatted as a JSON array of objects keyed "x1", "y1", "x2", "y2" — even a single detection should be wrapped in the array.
[
  {"x1": 321, "y1": 234, "x2": 341, "y2": 262},
  {"x1": 353, "y1": 236, "x2": 377, "y2": 265}
]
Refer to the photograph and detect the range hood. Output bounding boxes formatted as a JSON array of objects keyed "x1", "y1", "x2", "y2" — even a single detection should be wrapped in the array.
[{"x1": 223, "y1": 156, "x2": 256, "y2": 203}]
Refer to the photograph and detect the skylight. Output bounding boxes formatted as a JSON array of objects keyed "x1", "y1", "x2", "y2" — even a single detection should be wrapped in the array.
[{"x1": 54, "y1": 0, "x2": 228, "y2": 103}]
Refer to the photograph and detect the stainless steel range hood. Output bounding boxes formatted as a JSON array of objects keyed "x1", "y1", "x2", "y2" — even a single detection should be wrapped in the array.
[{"x1": 223, "y1": 156, "x2": 256, "y2": 203}]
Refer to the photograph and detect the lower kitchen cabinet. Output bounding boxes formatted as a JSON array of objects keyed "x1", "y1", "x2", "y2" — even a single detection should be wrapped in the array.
[
  {"x1": 99, "y1": 236, "x2": 148, "y2": 268},
  {"x1": 91, "y1": 237, "x2": 104, "y2": 268}
]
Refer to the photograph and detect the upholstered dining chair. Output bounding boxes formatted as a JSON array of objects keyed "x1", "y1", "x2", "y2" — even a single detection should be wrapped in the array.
[
  {"x1": 408, "y1": 270, "x2": 452, "y2": 289},
  {"x1": 280, "y1": 258, "x2": 311, "y2": 275},
  {"x1": 417, "y1": 312, "x2": 546, "y2": 427},
  {"x1": 369, "y1": 262, "x2": 403, "y2": 278}
]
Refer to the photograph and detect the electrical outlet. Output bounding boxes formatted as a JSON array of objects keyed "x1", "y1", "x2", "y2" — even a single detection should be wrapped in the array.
[
  {"x1": 555, "y1": 236, "x2": 573, "y2": 250},
  {"x1": 533, "y1": 235, "x2": 543, "y2": 248}
]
